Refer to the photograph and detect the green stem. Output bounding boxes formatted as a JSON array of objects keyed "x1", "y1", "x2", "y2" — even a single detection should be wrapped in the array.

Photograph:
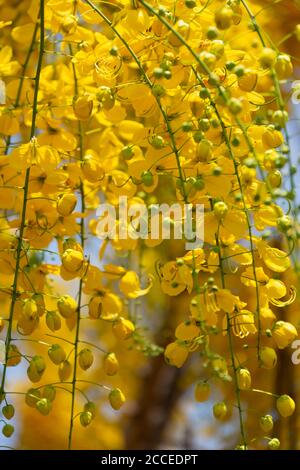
[
  {"x1": 4, "y1": 20, "x2": 39, "y2": 155},
  {"x1": 215, "y1": 232, "x2": 247, "y2": 448},
  {"x1": 67, "y1": 43, "x2": 86, "y2": 451},
  {"x1": 0, "y1": 0, "x2": 45, "y2": 400}
]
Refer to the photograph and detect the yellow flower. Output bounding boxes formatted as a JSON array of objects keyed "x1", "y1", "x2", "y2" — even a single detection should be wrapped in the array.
[
  {"x1": 78, "y1": 348, "x2": 94, "y2": 371},
  {"x1": 109, "y1": 388, "x2": 126, "y2": 410},
  {"x1": 0, "y1": 46, "x2": 20, "y2": 76},
  {"x1": 268, "y1": 438, "x2": 280, "y2": 450},
  {"x1": 273, "y1": 321, "x2": 298, "y2": 349},
  {"x1": 61, "y1": 249, "x2": 84, "y2": 273},
  {"x1": 164, "y1": 341, "x2": 189, "y2": 368},
  {"x1": 260, "y1": 414, "x2": 274, "y2": 433},
  {"x1": 112, "y1": 317, "x2": 135, "y2": 340},
  {"x1": 262, "y1": 127, "x2": 284, "y2": 149},
  {"x1": 241, "y1": 267, "x2": 296, "y2": 308},
  {"x1": 276, "y1": 395, "x2": 295, "y2": 417},
  {"x1": 103, "y1": 353, "x2": 119, "y2": 376},
  {"x1": 119, "y1": 271, "x2": 153, "y2": 299},
  {"x1": 72, "y1": 94, "x2": 93, "y2": 120},
  {"x1": 175, "y1": 320, "x2": 201, "y2": 341},
  {"x1": 57, "y1": 193, "x2": 77, "y2": 217},
  {"x1": 256, "y1": 240, "x2": 290, "y2": 273},
  {"x1": 237, "y1": 368, "x2": 251, "y2": 390},
  {"x1": 58, "y1": 360, "x2": 72, "y2": 382},
  {"x1": 260, "y1": 347, "x2": 277, "y2": 369},
  {"x1": 48, "y1": 344, "x2": 66, "y2": 365},
  {"x1": 160, "y1": 261, "x2": 193, "y2": 296},
  {"x1": 225, "y1": 309, "x2": 257, "y2": 338}
]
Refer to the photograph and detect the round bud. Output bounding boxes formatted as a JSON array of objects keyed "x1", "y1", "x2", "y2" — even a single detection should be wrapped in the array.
[
  {"x1": 78, "y1": 348, "x2": 94, "y2": 371},
  {"x1": 109, "y1": 388, "x2": 126, "y2": 410},
  {"x1": 193, "y1": 176, "x2": 205, "y2": 191},
  {"x1": 214, "y1": 7, "x2": 233, "y2": 30},
  {"x1": 276, "y1": 215, "x2": 292, "y2": 233},
  {"x1": 213, "y1": 402, "x2": 228, "y2": 420},
  {"x1": 268, "y1": 438, "x2": 280, "y2": 450},
  {"x1": 151, "y1": 135, "x2": 165, "y2": 149},
  {"x1": 2, "y1": 423, "x2": 14, "y2": 438},
  {"x1": 152, "y1": 84, "x2": 165, "y2": 97},
  {"x1": 121, "y1": 145, "x2": 134, "y2": 160},
  {"x1": 276, "y1": 394, "x2": 295, "y2": 418},
  {"x1": 182, "y1": 121, "x2": 193, "y2": 132},
  {"x1": 206, "y1": 26, "x2": 219, "y2": 40},
  {"x1": 194, "y1": 382, "x2": 210, "y2": 402},
  {"x1": 62, "y1": 249, "x2": 84, "y2": 273},
  {"x1": 2, "y1": 404, "x2": 15, "y2": 420},
  {"x1": 112, "y1": 317, "x2": 135, "y2": 340},
  {"x1": 141, "y1": 171, "x2": 154, "y2": 187},
  {"x1": 46, "y1": 311, "x2": 61, "y2": 332},
  {"x1": 36, "y1": 398, "x2": 52, "y2": 416},
  {"x1": 260, "y1": 48, "x2": 277, "y2": 68},
  {"x1": 57, "y1": 193, "x2": 77, "y2": 217},
  {"x1": 212, "y1": 166, "x2": 222, "y2": 176},
  {"x1": 185, "y1": 0, "x2": 196, "y2": 8},
  {"x1": 109, "y1": 46, "x2": 118, "y2": 56},
  {"x1": 193, "y1": 131, "x2": 204, "y2": 143},
  {"x1": 198, "y1": 118, "x2": 210, "y2": 132},
  {"x1": 227, "y1": 98, "x2": 242, "y2": 115},
  {"x1": 57, "y1": 295, "x2": 77, "y2": 319},
  {"x1": 84, "y1": 401, "x2": 96, "y2": 418},
  {"x1": 80, "y1": 411, "x2": 93, "y2": 427},
  {"x1": 104, "y1": 353, "x2": 119, "y2": 376},
  {"x1": 260, "y1": 346, "x2": 277, "y2": 369},
  {"x1": 234, "y1": 65, "x2": 245, "y2": 77},
  {"x1": 42, "y1": 385, "x2": 56, "y2": 402},
  {"x1": 213, "y1": 201, "x2": 228, "y2": 220},
  {"x1": 48, "y1": 344, "x2": 66, "y2": 365},
  {"x1": 267, "y1": 170, "x2": 282, "y2": 189},
  {"x1": 237, "y1": 368, "x2": 251, "y2": 390},
  {"x1": 6, "y1": 344, "x2": 21, "y2": 367},
  {"x1": 260, "y1": 414, "x2": 274, "y2": 433},
  {"x1": 25, "y1": 388, "x2": 41, "y2": 407},
  {"x1": 199, "y1": 88, "x2": 210, "y2": 99},
  {"x1": 58, "y1": 360, "x2": 72, "y2": 382}
]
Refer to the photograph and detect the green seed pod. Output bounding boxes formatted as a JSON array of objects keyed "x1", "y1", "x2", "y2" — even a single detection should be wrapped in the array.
[
  {"x1": 268, "y1": 438, "x2": 280, "y2": 450},
  {"x1": 80, "y1": 411, "x2": 93, "y2": 427},
  {"x1": 109, "y1": 388, "x2": 126, "y2": 410},
  {"x1": 260, "y1": 414, "x2": 274, "y2": 433},
  {"x1": 25, "y1": 388, "x2": 41, "y2": 407},
  {"x1": 78, "y1": 348, "x2": 94, "y2": 371},
  {"x1": 31, "y1": 355, "x2": 46, "y2": 374},
  {"x1": 46, "y1": 311, "x2": 62, "y2": 332},
  {"x1": 2, "y1": 423, "x2": 14, "y2": 438},
  {"x1": 42, "y1": 385, "x2": 56, "y2": 402},
  {"x1": 2, "y1": 404, "x2": 15, "y2": 420},
  {"x1": 58, "y1": 360, "x2": 72, "y2": 382},
  {"x1": 48, "y1": 344, "x2": 66, "y2": 365},
  {"x1": 84, "y1": 401, "x2": 97, "y2": 418},
  {"x1": 36, "y1": 398, "x2": 52, "y2": 416}
]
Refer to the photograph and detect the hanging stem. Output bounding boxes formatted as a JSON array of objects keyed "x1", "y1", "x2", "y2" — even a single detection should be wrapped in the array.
[
  {"x1": 67, "y1": 42, "x2": 86, "y2": 450},
  {"x1": 0, "y1": 0, "x2": 45, "y2": 400}
]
